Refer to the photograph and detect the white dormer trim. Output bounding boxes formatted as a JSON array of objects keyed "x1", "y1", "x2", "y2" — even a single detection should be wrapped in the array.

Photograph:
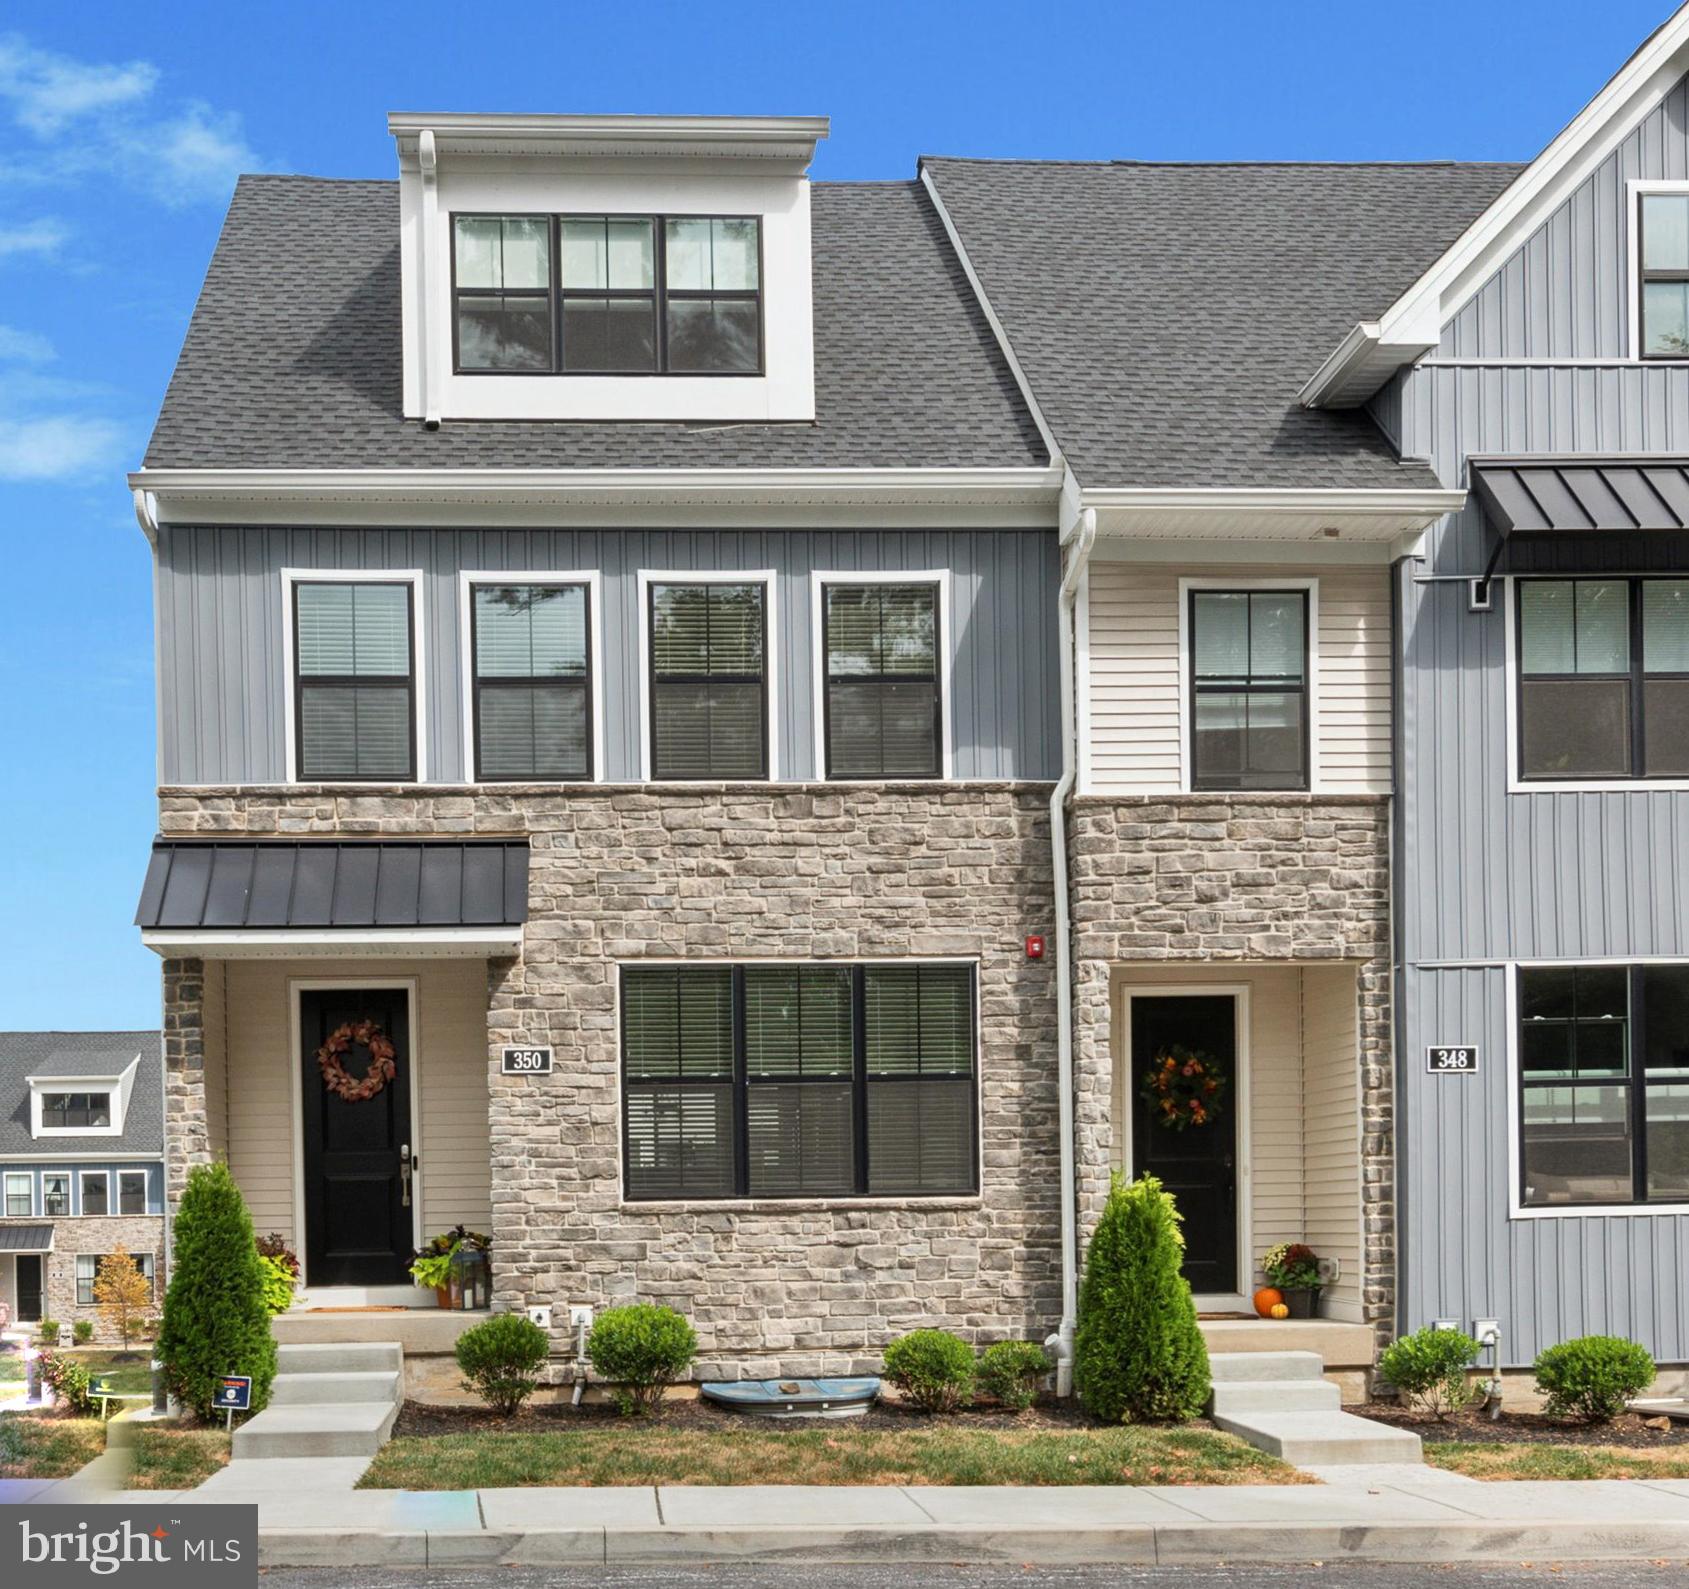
[
  {"x1": 1302, "y1": 4, "x2": 1689, "y2": 407},
  {"x1": 387, "y1": 114, "x2": 828, "y2": 169},
  {"x1": 27, "y1": 1053, "x2": 140, "y2": 1140}
]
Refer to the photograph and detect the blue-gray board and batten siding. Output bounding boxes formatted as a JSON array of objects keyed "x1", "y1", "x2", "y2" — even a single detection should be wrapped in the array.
[
  {"x1": 155, "y1": 527, "x2": 1061, "y2": 786},
  {"x1": 0, "y1": 1163, "x2": 165, "y2": 1216},
  {"x1": 1382, "y1": 70, "x2": 1689, "y2": 1365}
]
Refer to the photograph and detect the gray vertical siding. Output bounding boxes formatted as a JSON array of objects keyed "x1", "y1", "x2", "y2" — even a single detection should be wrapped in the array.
[
  {"x1": 1395, "y1": 69, "x2": 1689, "y2": 1365},
  {"x1": 156, "y1": 527, "x2": 1061, "y2": 785}
]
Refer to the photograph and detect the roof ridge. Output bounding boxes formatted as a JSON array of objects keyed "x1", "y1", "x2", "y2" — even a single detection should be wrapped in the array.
[{"x1": 923, "y1": 154, "x2": 1528, "y2": 171}]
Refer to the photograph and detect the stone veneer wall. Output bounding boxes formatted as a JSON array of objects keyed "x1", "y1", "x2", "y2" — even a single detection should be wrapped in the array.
[
  {"x1": 158, "y1": 783, "x2": 1061, "y2": 1377},
  {"x1": 0, "y1": 1216, "x2": 167, "y2": 1345},
  {"x1": 1068, "y1": 794, "x2": 1395, "y2": 1348}
]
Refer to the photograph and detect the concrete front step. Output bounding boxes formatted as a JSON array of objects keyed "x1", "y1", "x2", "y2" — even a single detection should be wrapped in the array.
[
  {"x1": 1209, "y1": 1377, "x2": 1341, "y2": 1415},
  {"x1": 276, "y1": 1341, "x2": 402, "y2": 1376},
  {"x1": 270, "y1": 1370, "x2": 401, "y2": 1406},
  {"x1": 233, "y1": 1399, "x2": 402, "y2": 1460},
  {"x1": 1212, "y1": 1408, "x2": 1423, "y2": 1467},
  {"x1": 1208, "y1": 1350, "x2": 1323, "y2": 1383}
]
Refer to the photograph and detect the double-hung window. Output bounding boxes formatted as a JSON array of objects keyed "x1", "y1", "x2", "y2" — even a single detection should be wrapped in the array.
[
  {"x1": 75, "y1": 1253, "x2": 154, "y2": 1307},
  {"x1": 41, "y1": 1091, "x2": 111, "y2": 1129},
  {"x1": 5, "y1": 1173, "x2": 31, "y2": 1216},
  {"x1": 79, "y1": 1171, "x2": 109, "y2": 1216},
  {"x1": 470, "y1": 582, "x2": 593, "y2": 780},
  {"x1": 1189, "y1": 589, "x2": 1310, "y2": 789},
  {"x1": 1638, "y1": 191, "x2": 1689, "y2": 358},
  {"x1": 42, "y1": 1173, "x2": 69, "y2": 1217},
  {"x1": 454, "y1": 213, "x2": 761, "y2": 374},
  {"x1": 621, "y1": 963, "x2": 978, "y2": 1201},
  {"x1": 293, "y1": 580, "x2": 417, "y2": 781},
  {"x1": 648, "y1": 581, "x2": 768, "y2": 779},
  {"x1": 1520, "y1": 964, "x2": 1689, "y2": 1207},
  {"x1": 821, "y1": 582, "x2": 942, "y2": 778},
  {"x1": 1517, "y1": 577, "x2": 1689, "y2": 780},
  {"x1": 118, "y1": 1170, "x2": 148, "y2": 1216}
]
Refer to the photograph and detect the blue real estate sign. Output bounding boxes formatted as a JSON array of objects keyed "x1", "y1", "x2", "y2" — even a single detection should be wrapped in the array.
[{"x1": 216, "y1": 1375, "x2": 252, "y2": 1412}]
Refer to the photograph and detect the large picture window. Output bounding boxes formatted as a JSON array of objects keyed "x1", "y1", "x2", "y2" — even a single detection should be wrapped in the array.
[
  {"x1": 821, "y1": 582, "x2": 941, "y2": 778},
  {"x1": 471, "y1": 582, "x2": 592, "y2": 780},
  {"x1": 293, "y1": 580, "x2": 416, "y2": 781},
  {"x1": 621, "y1": 963, "x2": 978, "y2": 1201},
  {"x1": 648, "y1": 581, "x2": 769, "y2": 780},
  {"x1": 1519, "y1": 963, "x2": 1689, "y2": 1207},
  {"x1": 1516, "y1": 577, "x2": 1689, "y2": 780},
  {"x1": 1189, "y1": 588, "x2": 1309, "y2": 789},
  {"x1": 454, "y1": 212, "x2": 761, "y2": 375}
]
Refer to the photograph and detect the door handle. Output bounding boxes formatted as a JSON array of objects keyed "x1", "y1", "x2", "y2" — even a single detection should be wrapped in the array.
[{"x1": 399, "y1": 1142, "x2": 413, "y2": 1208}]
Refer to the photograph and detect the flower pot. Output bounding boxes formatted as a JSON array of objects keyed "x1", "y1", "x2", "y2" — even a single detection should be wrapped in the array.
[
  {"x1": 434, "y1": 1285, "x2": 452, "y2": 1309},
  {"x1": 1282, "y1": 1287, "x2": 1321, "y2": 1319}
]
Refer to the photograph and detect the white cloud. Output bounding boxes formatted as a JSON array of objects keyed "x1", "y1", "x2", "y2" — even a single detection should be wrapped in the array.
[
  {"x1": 0, "y1": 323, "x2": 53, "y2": 362},
  {"x1": 0, "y1": 414, "x2": 123, "y2": 481},
  {"x1": 0, "y1": 35, "x2": 156, "y2": 134},
  {"x1": 0, "y1": 216, "x2": 68, "y2": 258},
  {"x1": 149, "y1": 103, "x2": 258, "y2": 205}
]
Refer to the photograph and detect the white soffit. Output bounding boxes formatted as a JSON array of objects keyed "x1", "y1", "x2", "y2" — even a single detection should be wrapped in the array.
[
  {"x1": 139, "y1": 927, "x2": 524, "y2": 960},
  {"x1": 1082, "y1": 486, "x2": 1465, "y2": 543},
  {"x1": 1301, "y1": 4, "x2": 1689, "y2": 408}
]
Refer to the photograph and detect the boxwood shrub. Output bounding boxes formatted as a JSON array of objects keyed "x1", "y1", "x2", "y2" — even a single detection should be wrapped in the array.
[
  {"x1": 455, "y1": 1313, "x2": 550, "y2": 1415},
  {"x1": 1378, "y1": 1327, "x2": 1479, "y2": 1420},
  {"x1": 882, "y1": 1328, "x2": 976, "y2": 1413},
  {"x1": 978, "y1": 1340, "x2": 1050, "y2": 1413},
  {"x1": 586, "y1": 1303, "x2": 697, "y2": 1415},
  {"x1": 1533, "y1": 1335, "x2": 1656, "y2": 1424}
]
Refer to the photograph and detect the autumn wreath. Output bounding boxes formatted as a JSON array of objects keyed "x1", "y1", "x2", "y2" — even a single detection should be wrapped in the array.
[
  {"x1": 317, "y1": 1020, "x2": 398, "y2": 1103},
  {"x1": 1140, "y1": 1045, "x2": 1227, "y2": 1132}
]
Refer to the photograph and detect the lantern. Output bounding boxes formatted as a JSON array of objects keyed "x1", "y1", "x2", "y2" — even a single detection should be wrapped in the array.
[{"x1": 448, "y1": 1242, "x2": 491, "y2": 1311}]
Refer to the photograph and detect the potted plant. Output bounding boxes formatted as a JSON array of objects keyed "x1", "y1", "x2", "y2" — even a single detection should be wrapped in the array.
[
  {"x1": 1261, "y1": 1242, "x2": 1323, "y2": 1318},
  {"x1": 410, "y1": 1226, "x2": 490, "y2": 1308}
]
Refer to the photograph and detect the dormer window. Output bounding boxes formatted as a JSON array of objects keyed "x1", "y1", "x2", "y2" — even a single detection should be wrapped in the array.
[
  {"x1": 42, "y1": 1091, "x2": 111, "y2": 1129},
  {"x1": 29, "y1": 1053, "x2": 139, "y2": 1138},
  {"x1": 452, "y1": 213, "x2": 761, "y2": 377}
]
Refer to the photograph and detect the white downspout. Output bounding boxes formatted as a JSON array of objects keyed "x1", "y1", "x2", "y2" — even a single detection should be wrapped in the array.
[{"x1": 1047, "y1": 493, "x2": 1096, "y2": 1397}]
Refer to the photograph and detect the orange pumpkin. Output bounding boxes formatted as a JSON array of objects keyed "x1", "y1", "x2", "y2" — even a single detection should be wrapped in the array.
[
  {"x1": 1269, "y1": 1303, "x2": 1291, "y2": 1319},
  {"x1": 1252, "y1": 1287, "x2": 1284, "y2": 1318}
]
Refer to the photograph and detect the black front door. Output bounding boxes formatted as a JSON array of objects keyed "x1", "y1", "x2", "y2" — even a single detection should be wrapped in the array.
[
  {"x1": 300, "y1": 988, "x2": 413, "y2": 1286},
  {"x1": 15, "y1": 1254, "x2": 42, "y2": 1321},
  {"x1": 1131, "y1": 994, "x2": 1239, "y2": 1295}
]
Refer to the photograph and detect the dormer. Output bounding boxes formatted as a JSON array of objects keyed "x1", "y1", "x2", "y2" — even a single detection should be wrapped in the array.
[{"x1": 389, "y1": 113, "x2": 827, "y2": 427}]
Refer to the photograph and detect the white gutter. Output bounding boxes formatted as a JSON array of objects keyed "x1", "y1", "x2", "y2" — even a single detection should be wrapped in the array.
[{"x1": 1046, "y1": 481, "x2": 1096, "y2": 1398}]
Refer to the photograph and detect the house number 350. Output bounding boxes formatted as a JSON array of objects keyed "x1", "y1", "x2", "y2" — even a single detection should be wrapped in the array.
[{"x1": 501, "y1": 1046, "x2": 553, "y2": 1075}]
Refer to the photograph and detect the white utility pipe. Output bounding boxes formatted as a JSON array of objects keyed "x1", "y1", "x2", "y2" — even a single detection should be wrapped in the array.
[{"x1": 1046, "y1": 505, "x2": 1096, "y2": 1398}]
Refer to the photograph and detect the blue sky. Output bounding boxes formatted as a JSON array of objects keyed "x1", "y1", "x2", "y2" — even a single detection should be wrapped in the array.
[{"x1": 0, "y1": 0, "x2": 1676, "y2": 1029}]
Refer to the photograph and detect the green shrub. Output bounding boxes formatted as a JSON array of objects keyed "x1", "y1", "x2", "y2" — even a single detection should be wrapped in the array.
[
  {"x1": 1533, "y1": 1335, "x2": 1656, "y2": 1424},
  {"x1": 882, "y1": 1329, "x2": 976, "y2": 1414},
  {"x1": 255, "y1": 1255, "x2": 297, "y2": 1316},
  {"x1": 1379, "y1": 1327, "x2": 1479, "y2": 1420},
  {"x1": 454, "y1": 1313, "x2": 550, "y2": 1416},
  {"x1": 1074, "y1": 1174, "x2": 1210, "y2": 1423},
  {"x1": 37, "y1": 1351, "x2": 95, "y2": 1415},
  {"x1": 978, "y1": 1340, "x2": 1050, "y2": 1413},
  {"x1": 36, "y1": 1320, "x2": 60, "y2": 1348},
  {"x1": 156, "y1": 1162, "x2": 277, "y2": 1420},
  {"x1": 586, "y1": 1303, "x2": 698, "y2": 1415},
  {"x1": 72, "y1": 1320, "x2": 95, "y2": 1345}
]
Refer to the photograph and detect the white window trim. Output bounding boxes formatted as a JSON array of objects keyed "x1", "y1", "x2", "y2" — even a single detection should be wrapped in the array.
[
  {"x1": 75, "y1": 1253, "x2": 98, "y2": 1304},
  {"x1": 636, "y1": 569, "x2": 779, "y2": 782},
  {"x1": 4, "y1": 1171, "x2": 33, "y2": 1216},
  {"x1": 456, "y1": 570, "x2": 605, "y2": 784},
  {"x1": 117, "y1": 1169, "x2": 150, "y2": 1217},
  {"x1": 41, "y1": 1171, "x2": 71, "y2": 1217},
  {"x1": 808, "y1": 570, "x2": 954, "y2": 783},
  {"x1": 280, "y1": 568, "x2": 429, "y2": 786},
  {"x1": 1176, "y1": 576, "x2": 1321, "y2": 795},
  {"x1": 78, "y1": 1170, "x2": 113, "y2": 1217},
  {"x1": 1502, "y1": 573, "x2": 1689, "y2": 793},
  {"x1": 1505, "y1": 957, "x2": 1689, "y2": 1220},
  {"x1": 1625, "y1": 179, "x2": 1689, "y2": 362},
  {"x1": 28, "y1": 1055, "x2": 137, "y2": 1139}
]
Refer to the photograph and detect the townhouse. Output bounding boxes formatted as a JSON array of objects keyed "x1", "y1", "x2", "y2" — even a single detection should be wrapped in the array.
[
  {"x1": 129, "y1": 3, "x2": 1689, "y2": 1398},
  {"x1": 0, "y1": 1032, "x2": 166, "y2": 1341}
]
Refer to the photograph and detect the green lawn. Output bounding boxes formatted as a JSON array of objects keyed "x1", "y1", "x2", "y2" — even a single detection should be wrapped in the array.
[
  {"x1": 0, "y1": 1413, "x2": 105, "y2": 1479},
  {"x1": 128, "y1": 1424, "x2": 230, "y2": 1490},
  {"x1": 59, "y1": 1351, "x2": 153, "y2": 1398},
  {"x1": 360, "y1": 1421, "x2": 1305, "y2": 1490},
  {"x1": 1427, "y1": 1441, "x2": 1689, "y2": 1481},
  {"x1": 0, "y1": 1354, "x2": 24, "y2": 1384}
]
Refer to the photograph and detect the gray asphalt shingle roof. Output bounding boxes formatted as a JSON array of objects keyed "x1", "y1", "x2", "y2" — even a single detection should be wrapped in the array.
[
  {"x1": 921, "y1": 157, "x2": 1527, "y2": 490},
  {"x1": 141, "y1": 175, "x2": 1047, "y2": 471},
  {"x1": 0, "y1": 1032, "x2": 162, "y2": 1158}
]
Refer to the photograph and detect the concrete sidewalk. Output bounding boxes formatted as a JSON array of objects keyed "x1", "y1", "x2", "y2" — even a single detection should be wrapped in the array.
[{"x1": 152, "y1": 1460, "x2": 1689, "y2": 1567}]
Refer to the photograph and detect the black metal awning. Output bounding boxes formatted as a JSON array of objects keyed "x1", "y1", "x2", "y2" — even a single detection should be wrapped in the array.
[
  {"x1": 135, "y1": 840, "x2": 530, "y2": 930},
  {"x1": 0, "y1": 1224, "x2": 54, "y2": 1253}
]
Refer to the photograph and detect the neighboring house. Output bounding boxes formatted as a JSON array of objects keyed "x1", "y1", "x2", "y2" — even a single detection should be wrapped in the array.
[
  {"x1": 127, "y1": 3, "x2": 1689, "y2": 1395},
  {"x1": 0, "y1": 1032, "x2": 165, "y2": 1342}
]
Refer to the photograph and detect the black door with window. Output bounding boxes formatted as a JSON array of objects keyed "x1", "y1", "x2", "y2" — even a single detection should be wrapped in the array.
[
  {"x1": 1130, "y1": 994, "x2": 1239, "y2": 1294},
  {"x1": 300, "y1": 988, "x2": 413, "y2": 1286},
  {"x1": 15, "y1": 1254, "x2": 42, "y2": 1321}
]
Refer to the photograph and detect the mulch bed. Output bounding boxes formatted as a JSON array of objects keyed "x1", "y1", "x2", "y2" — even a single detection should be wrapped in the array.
[
  {"x1": 1359, "y1": 1401, "x2": 1689, "y2": 1448},
  {"x1": 394, "y1": 1395, "x2": 1160, "y2": 1439}
]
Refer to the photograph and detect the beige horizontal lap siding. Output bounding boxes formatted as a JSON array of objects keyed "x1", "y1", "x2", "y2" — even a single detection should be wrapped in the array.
[
  {"x1": 1300, "y1": 964, "x2": 1364, "y2": 1323},
  {"x1": 220, "y1": 958, "x2": 491, "y2": 1258},
  {"x1": 1086, "y1": 562, "x2": 1392, "y2": 794},
  {"x1": 203, "y1": 959, "x2": 230, "y2": 1164}
]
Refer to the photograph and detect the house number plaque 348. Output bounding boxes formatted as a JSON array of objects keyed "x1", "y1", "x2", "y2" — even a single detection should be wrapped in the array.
[
  {"x1": 501, "y1": 1046, "x2": 553, "y2": 1075},
  {"x1": 1426, "y1": 1045, "x2": 1479, "y2": 1074}
]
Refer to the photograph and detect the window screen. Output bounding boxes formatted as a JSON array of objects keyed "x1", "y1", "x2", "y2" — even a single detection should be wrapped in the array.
[
  {"x1": 822, "y1": 584, "x2": 940, "y2": 778},
  {"x1": 1190, "y1": 590, "x2": 1308, "y2": 789},
  {"x1": 79, "y1": 1172, "x2": 108, "y2": 1216},
  {"x1": 294, "y1": 582, "x2": 416, "y2": 781},
  {"x1": 649, "y1": 583, "x2": 767, "y2": 779},
  {"x1": 118, "y1": 1171, "x2": 148, "y2": 1216},
  {"x1": 472, "y1": 583, "x2": 592, "y2": 780},
  {"x1": 559, "y1": 217, "x2": 656, "y2": 373}
]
